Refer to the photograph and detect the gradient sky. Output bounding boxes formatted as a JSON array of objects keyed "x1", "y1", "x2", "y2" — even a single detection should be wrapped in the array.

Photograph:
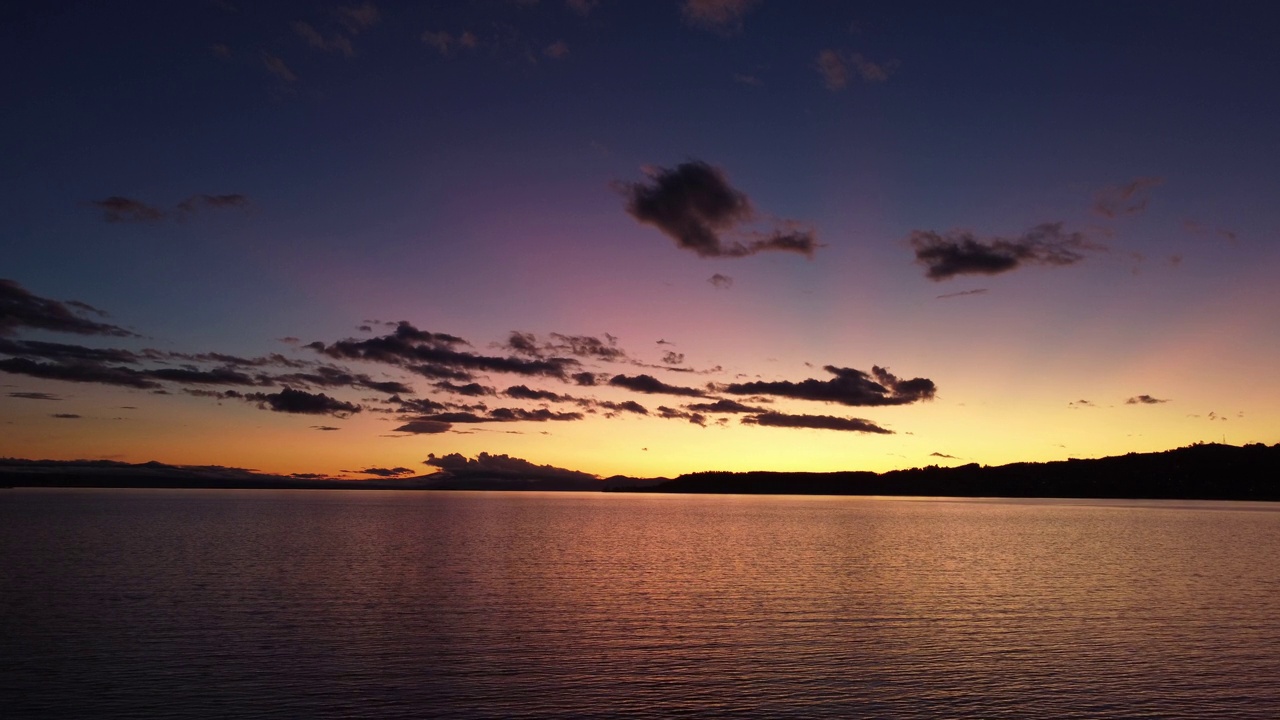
[{"x1": 3, "y1": 0, "x2": 1279, "y2": 480}]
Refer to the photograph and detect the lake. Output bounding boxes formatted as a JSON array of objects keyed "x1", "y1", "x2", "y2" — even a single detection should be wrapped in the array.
[{"x1": 3, "y1": 489, "x2": 1279, "y2": 718}]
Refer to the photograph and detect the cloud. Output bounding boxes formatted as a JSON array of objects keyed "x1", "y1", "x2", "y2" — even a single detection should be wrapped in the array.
[
  {"x1": 621, "y1": 161, "x2": 819, "y2": 258},
  {"x1": 90, "y1": 196, "x2": 165, "y2": 223},
  {"x1": 566, "y1": 0, "x2": 598, "y2": 15},
  {"x1": 723, "y1": 365, "x2": 934, "y2": 407},
  {"x1": 313, "y1": 322, "x2": 579, "y2": 379},
  {"x1": 353, "y1": 466, "x2": 414, "y2": 477},
  {"x1": 681, "y1": 0, "x2": 759, "y2": 33},
  {"x1": 1094, "y1": 177, "x2": 1163, "y2": 218},
  {"x1": 272, "y1": 366, "x2": 411, "y2": 395},
  {"x1": 816, "y1": 50, "x2": 895, "y2": 90},
  {"x1": 742, "y1": 411, "x2": 892, "y2": 434},
  {"x1": 262, "y1": 53, "x2": 298, "y2": 82},
  {"x1": 411, "y1": 408, "x2": 584, "y2": 424},
  {"x1": 433, "y1": 381, "x2": 495, "y2": 397},
  {"x1": 422, "y1": 30, "x2": 478, "y2": 56},
  {"x1": 424, "y1": 451, "x2": 598, "y2": 483},
  {"x1": 1069, "y1": 399, "x2": 1096, "y2": 409},
  {"x1": 505, "y1": 384, "x2": 571, "y2": 402},
  {"x1": 311, "y1": 425, "x2": 341, "y2": 431},
  {"x1": 930, "y1": 452, "x2": 959, "y2": 459},
  {"x1": 1, "y1": 279, "x2": 135, "y2": 338},
  {"x1": 50, "y1": 413, "x2": 82, "y2": 419},
  {"x1": 686, "y1": 398, "x2": 762, "y2": 413},
  {"x1": 336, "y1": 2, "x2": 380, "y2": 33},
  {"x1": 8, "y1": 391, "x2": 61, "y2": 400},
  {"x1": 0, "y1": 357, "x2": 161, "y2": 389},
  {"x1": 662, "y1": 351, "x2": 685, "y2": 365},
  {"x1": 244, "y1": 387, "x2": 361, "y2": 416},
  {"x1": 708, "y1": 273, "x2": 734, "y2": 289},
  {"x1": 571, "y1": 371, "x2": 598, "y2": 386},
  {"x1": 544, "y1": 40, "x2": 569, "y2": 59},
  {"x1": 910, "y1": 222, "x2": 1099, "y2": 281},
  {"x1": 146, "y1": 366, "x2": 263, "y2": 386},
  {"x1": 293, "y1": 21, "x2": 355, "y2": 57},
  {"x1": 609, "y1": 373, "x2": 707, "y2": 397},
  {"x1": 936, "y1": 288, "x2": 988, "y2": 299},
  {"x1": 393, "y1": 418, "x2": 453, "y2": 434},
  {"x1": 506, "y1": 332, "x2": 627, "y2": 362},
  {"x1": 176, "y1": 193, "x2": 252, "y2": 215},
  {"x1": 592, "y1": 399, "x2": 649, "y2": 416},
  {"x1": 656, "y1": 406, "x2": 707, "y2": 426},
  {"x1": 1126, "y1": 395, "x2": 1169, "y2": 405}
]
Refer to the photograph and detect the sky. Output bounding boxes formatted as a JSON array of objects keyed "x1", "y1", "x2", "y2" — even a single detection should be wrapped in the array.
[{"x1": 3, "y1": 0, "x2": 1280, "y2": 481}]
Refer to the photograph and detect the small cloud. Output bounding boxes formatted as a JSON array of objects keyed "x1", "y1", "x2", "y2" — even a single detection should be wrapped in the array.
[
  {"x1": 910, "y1": 222, "x2": 1100, "y2": 281},
  {"x1": 8, "y1": 392, "x2": 61, "y2": 400},
  {"x1": 394, "y1": 419, "x2": 453, "y2": 434},
  {"x1": 1126, "y1": 394, "x2": 1169, "y2": 405},
  {"x1": 543, "y1": 40, "x2": 569, "y2": 59},
  {"x1": 293, "y1": 21, "x2": 354, "y2": 57},
  {"x1": 91, "y1": 196, "x2": 165, "y2": 223},
  {"x1": 422, "y1": 30, "x2": 476, "y2": 56},
  {"x1": 50, "y1": 413, "x2": 82, "y2": 419},
  {"x1": 686, "y1": 398, "x2": 762, "y2": 414},
  {"x1": 566, "y1": 0, "x2": 598, "y2": 15},
  {"x1": 245, "y1": 387, "x2": 360, "y2": 416},
  {"x1": 211, "y1": 43, "x2": 232, "y2": 59},
  {"x1": 262, "y1": 53, "x2": 298, "y2": 82},
  {"x1": 708, "y1": 273, "x2": 734, "y2": 289},
  {"x1": 176, "y1": 193, "x2": 251, "y2": 215},
  {"x1": 661, "y1": 351, "x2": 685, "y2": 365},
  {"x1": 310, "y1": 425, "x2": 341, "y2": 431},
  {"x1": 353, "y1": 466, "x2": 414, "y2": 478},
  {"x1": 929, "y1": 452, "x2": 959, "y2": 459},
  {"x1": 723, "y1": 365, "x2": 935, "y2": 407},
  {"x1": 681, "y1": 0, "x2": 759, "y2": 34},
  {"x1": 1093, "y1": 177, "x2": 1163, "y2": 218},
  {"x1": 733, "y1": 73, "x2": 761, "y2": 86},
  {"x1": 742, "y1": 411, "x2": 891, "y2": 434},
  {"x1": 621, "y1": 161, "x2": 819, "y2": 258},
  {"x1": 936, "y1": 288, "x2": 988, "y2": 300},
  {"x1": 816, "y1": 49, "x2": 895, "y2": 90},
  {"x1": 1068, "y1": 399, "x2": 1096, "y2": 409},
  {"x1": 609, "y1": 374, "x2": 706, "y2": 397},
  {"x1": 336, "y1": 2, "x2": 380, "y2": 33}
]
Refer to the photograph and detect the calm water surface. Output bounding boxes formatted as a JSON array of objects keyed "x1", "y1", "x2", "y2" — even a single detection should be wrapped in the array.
[{"x1": 2, "y1": 489, "x2": 1279, "y2": 718}]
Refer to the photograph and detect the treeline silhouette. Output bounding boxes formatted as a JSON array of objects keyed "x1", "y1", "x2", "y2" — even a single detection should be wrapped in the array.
[{"x1": 606, "y1": 443, "x2": 1280, "y2": 501}]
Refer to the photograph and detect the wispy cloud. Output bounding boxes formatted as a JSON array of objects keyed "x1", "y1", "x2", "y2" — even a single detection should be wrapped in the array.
[
  {"x1": 742, "y1": 411, "x2": 892, "y2": 434},
  {"x1": 1, "y1": 280, "x2": 135, "y2": 337},
  {"x1": 1126, "y1": 394, "x2": 1169, "y2": 405},
  {"x1": 816, "y1": 49, "x2": 895, "y2": 90},
  {"x1": 910, "y1": 222, "x2": 1100, "y2": 280},
  {"x1": 91, "y1": 196, "x2": 165, "y2": 223},
  {"x1": 1094, "y1": 177, "x2": 1163, "y2": 218},
  {"x1": 262, "y1": 53, "x2": 298, "y2": 82},
  {"x1": 681, "y1": 0, "x2": 759, "y2": 34}
]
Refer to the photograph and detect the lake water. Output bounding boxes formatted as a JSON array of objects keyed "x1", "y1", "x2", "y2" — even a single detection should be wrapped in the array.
[{"x1": 2, "y1": 489, "x2": 1279, "y2": 718}]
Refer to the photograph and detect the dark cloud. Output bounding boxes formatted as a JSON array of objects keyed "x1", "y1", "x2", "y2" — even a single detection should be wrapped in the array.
[
  {"x1": 311, "y1": 425, "x2": 341, "y2": 431},
  {"x1": 621, "y1": 161, "x2": 819, "y2": 259},
  {"x1": 1068, "y1": 399, "x2": 1096, "y2": 409},
  {"x1": 910, "y1": 223, "x2": 1098, "y2": 281},
  {"x1": 273, "y1": 366, "x2": 412, "y2": 395},
  {"x1": 488, "y1": 407, "x2": 584, "y2": 422},
  {"x1": 936, "y1": 288, "x2": 988, "y2": 300},
  {"x1": 742, "y1": 411, "x2": 892, "y2": 434},
  {"x1": 686, "y1": 398, "x2": 763, "y2": 414},
  {"x1": 91, "y1": 196, "x2": 165, "y2": 223},
  {"x1": 176, "y1": 193, "x2": 252, "y2": 215},
  {"x1": 0, "y1": 357, "x2": 161, "y2": 389},
  {"x1": 315, "y1": 322, "x2": 576, "y2": 379},
  {"x1": 592, "y1": 399, "x2": 649, "y2": 416},
  {"x1": 244, "y1": 387, "x2": 361, "y2": 416},
  {"x1": 353, "y1": 466, "x2": 414, "y2": 478},
  {"x1": 1, "y1": 280, "x2": 135, "y2": 337},
  {"x1": 571, "y1": 371, "x2": 599, "y2": 386},
  {"x1": 708, "y1": 273, "x2": 734, "y2": 289},
  {"x1": 609, "y1": 373, "x2": 707, "y2": 397},
  {"x1": 505, "y1": 332, "x2": 627, "y2": 362},
  {"x1": 147, "y1": 366, "x2": 263, "y2": 386},
  {"x1": 8, "y1": 391, "x2": 61, "y2": 400},
  {"x1": 0, "y1": 338, "x2": 140, "y2": 364},
  {"x1": 50, "y1": 413, "x2": 82, "y2": 419},
  {"x1": 505, "y1": 385, "x2": 571, "y2": 402},
  {"x1": 930, "y1": 452, "x2": 959, "y2": 459},
  {"x1": 1126, "y1": 395, "x2": 1169, "y2": 405},
  {"x1": 656, "y1": 406, "x2": 707, "y2": 426},
  {"x1": 1094, "y1": 177, "x2": 1163, "y2": 218},
  {"x1": 424, "y1": 451, "x2": 597, "y2": 483},
  {"x1": 723, "y1": 365, "x2": 934, "y2": 407},
  {"x1": 661, "y1": 351, "x2": 685, "y2": 366},
  {"x1": 681, "y1": 0, "x2": 759, "y2": 33},
  {"x1": 393, "y1": 419, "x2": 453, "y2": 434},
  {"x1": 433, "y1": 381, "x2": 495, "y2": 397},
  {"x1": 388, "y1": 396, "x2": 449, "y2": 414}
]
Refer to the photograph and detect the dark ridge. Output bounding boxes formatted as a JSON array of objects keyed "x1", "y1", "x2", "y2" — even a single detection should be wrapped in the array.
[{"x1": 606, "y1": 443, "x2": 1280, "y2": 501}]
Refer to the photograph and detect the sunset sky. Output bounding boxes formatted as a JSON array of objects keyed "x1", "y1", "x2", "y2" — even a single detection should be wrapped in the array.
[{"x1": 3, "y1": 0, "x2": 1279, "y2": 480}]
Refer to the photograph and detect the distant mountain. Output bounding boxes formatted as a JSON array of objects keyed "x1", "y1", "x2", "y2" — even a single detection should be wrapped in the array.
[
  {"x1": 5, "y1": 443, "x2": 1279, "y2": 500},
  {"x1": 606, "y1": 443, "x2": 1280, "y2": 501}
]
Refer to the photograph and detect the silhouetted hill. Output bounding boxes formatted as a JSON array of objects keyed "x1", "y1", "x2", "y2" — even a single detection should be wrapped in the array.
[{"x1": 607, "y1": 443, "x2": 1280, "y2": 501}]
